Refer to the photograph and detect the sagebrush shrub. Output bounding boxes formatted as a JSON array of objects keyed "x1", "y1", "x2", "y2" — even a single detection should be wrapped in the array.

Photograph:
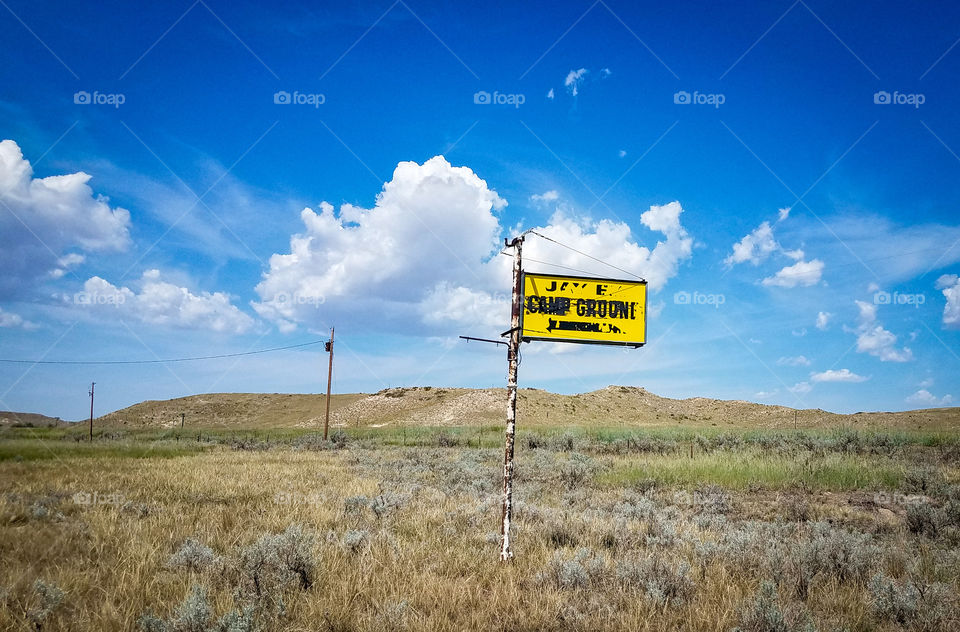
[
  {"x1": 171, "y1": 585, "x2": 212, "y2": 632},
  {"x1": 545, "y1": 518, "x2": 579, "y2": 549},
  {"x1": 343, "y1": 529, "x2": 369, "y2": 554},
  {"x1": 615, "y1": 554, "x2": 694, "y2": 605},
  {"x1": 371, "y1": 490, "x2": 406, "y2": 520},
  {"x1": 905, "y1": 502, "x2": 941, "y2": 537},
  {"x1": 236, "y1": 524, "x2": 316, "y2": 614},
  {"x1": 537, "y1": 548, "x2": 607, "y2": 589},
  {"x1": 28, "y1": 579, "x2": 64, "y2": 630},
  {"x1": 555, "y1": 453, "x2": 596, "y2": 489},
  {"x1": 868, "y1": 573, "x2": 919, "y2": 625},
  {"x1": 902, "y1": 467, "x2": 944, "y2": 495},
  {"x1": 733, "y1": 581, "x2": 814, "y2": 632},
  {"x1": 786, "y1": 523, "x2": 878, "y2": 600},
  {"x1": 168, "y1": 539, "x2": 218, "y2": 573},
  {"x1": 138, "y1": 588, "x2": 257, "y2": 632},
  {"x1": 868, "y1": 572, "x2": 953, "y2": 629},
  {"x1": 374, "y1": 600, "x2": 412, "y2": 632}
]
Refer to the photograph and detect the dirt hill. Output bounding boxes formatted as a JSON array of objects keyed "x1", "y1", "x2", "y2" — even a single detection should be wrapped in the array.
[
  {"x1": 0, "y1": 411, "x2": 65, "y2": 427},
  {"x1": 90, "y1": 386, "x2": 960, "y2": 432}
]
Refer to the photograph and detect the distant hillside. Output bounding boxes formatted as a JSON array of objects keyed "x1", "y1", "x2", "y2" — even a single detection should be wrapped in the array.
[
  {"x1": 89, "y1": 386, "x2": 960, "y2": 431},
  {"x1": 0, "y1": 411, "x2": 65, "y2": 427}
]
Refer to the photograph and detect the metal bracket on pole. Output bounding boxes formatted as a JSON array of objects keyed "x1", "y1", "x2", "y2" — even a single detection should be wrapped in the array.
[{"x1": 459, "y1": 336, "x2": 507, "y2": 347}]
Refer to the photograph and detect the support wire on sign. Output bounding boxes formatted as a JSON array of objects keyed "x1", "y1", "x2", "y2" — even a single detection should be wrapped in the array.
[{"x1": 528, "y1": 230, "x2": 646, "y2": 281}]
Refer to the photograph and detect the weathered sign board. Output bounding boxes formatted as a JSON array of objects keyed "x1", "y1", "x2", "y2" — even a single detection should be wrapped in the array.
[{"x1": 521, "y1": 272, "x2": 647, "y2": 347}]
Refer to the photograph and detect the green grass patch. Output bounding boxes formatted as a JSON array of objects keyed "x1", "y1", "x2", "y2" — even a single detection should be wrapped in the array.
[
  {"x1": 598, "y1": 451, "x2": 905, "y2": 491},
  {"x1": 0, "y1": 439, "x2": 207, "y2": 462}
]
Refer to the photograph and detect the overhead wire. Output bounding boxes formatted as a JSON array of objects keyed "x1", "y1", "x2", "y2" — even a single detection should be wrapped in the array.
[
  {"x1": 528, "y1": 230, "x2": 646, "y2": 280},
  {"x1": 0, "y1": 340, "x2": 326, "y2": 365}
]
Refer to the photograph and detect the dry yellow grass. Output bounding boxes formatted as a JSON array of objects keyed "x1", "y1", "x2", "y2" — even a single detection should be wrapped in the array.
[{"x1": 1, "y1": 433, "x2": 958, "y2": 631}]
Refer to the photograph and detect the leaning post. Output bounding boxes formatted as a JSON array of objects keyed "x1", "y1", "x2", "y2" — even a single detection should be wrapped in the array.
[{"x1": 500, "y1": 235, "x2": 525, "y2": 562}]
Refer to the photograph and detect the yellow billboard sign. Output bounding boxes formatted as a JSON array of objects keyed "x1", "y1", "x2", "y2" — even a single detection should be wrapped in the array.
[{"x1": 521, "y1": 273, "x2": 647, "y2": 347}]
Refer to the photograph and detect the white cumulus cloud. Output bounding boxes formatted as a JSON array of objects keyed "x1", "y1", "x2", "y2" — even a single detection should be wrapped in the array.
[
  {"x1": 0, "y1": 139, "x2": 131, "y2": 297},
  {"x1": 253, "y1": 156, "x2": 693, "y2": 334},
  {"x1": 851, "y1": 300, "x2": 913, "y2": 362},
  {"x1": 531, "y1": 190, "x2": 559, "y2": 203},
  {"x1": 725, "y1": 221, "x2": 778, "y2": 266},
  {"x1": 71, "y1": 270, "x2": 254, "y2": 334},
  {"x1": 810, "y1": 368, "x2": 868, "y2": 383},
  {"x1": 777, "y1": 355, "x2": 812, "y2": 367},
  {"x1": 0, "y1": 306, "x2": 38, "y2": 329},
  {"x1": 762, "y1": 259, "x2": 824, "y2": 288},
  {"x1": 815, "y1": 311, "x2": 832, "y2": 330},
  {"x1": 726, "y1": 212, "x2": 824, "y2": 288},
  {"x1": 905, "y1": 389, "x2": 954, "y2": 407},
  {"x1": 936, "y1": 273, "x2": 960, "y2": 329}
]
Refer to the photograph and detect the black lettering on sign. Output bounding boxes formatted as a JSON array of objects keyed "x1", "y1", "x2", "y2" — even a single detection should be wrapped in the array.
[
  {"x1": 573, "y1": 299, "x2": 638, "y2": 320},
  {"x1": 543, "y1": 281, "x2": 591, "y2": 294},
  {"x1": 526, "y1": 296, "x2": 572, "y2": 315}
]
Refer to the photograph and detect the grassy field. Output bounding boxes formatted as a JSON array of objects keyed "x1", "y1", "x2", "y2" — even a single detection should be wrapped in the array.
[{"x1": 1, "y1": 424, "x2": 959, "y2": 631}]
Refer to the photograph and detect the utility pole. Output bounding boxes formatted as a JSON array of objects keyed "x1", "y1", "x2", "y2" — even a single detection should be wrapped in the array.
[
  {"x1": 323, "y1": 327, "x2": 334, "y2": 441},
  {"x1": 88, "y1": 382, "x2": 95, "y2": 442},
  {"x1": 500, "y1": 235, "x2": 525, "y2": 562}
]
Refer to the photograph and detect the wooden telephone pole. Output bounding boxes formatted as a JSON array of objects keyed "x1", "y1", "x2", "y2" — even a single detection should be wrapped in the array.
[
  {"x1": 323, "y1": 327, "x2": 334, "y2": 441},
  {"x1": 500, "y1": 235, "x2": 525, "y2": 562},
  {"x1": 88, "y1": 382, "x2": 95, "y2": 442}
]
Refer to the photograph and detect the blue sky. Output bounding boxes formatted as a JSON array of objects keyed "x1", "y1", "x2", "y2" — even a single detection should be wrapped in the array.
[{"x1": 2, "y1": 0, "x2": 959, "y2": 418}]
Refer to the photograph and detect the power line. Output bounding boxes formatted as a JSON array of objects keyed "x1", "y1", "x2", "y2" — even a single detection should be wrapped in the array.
[
  {"x1": 522, "y1": 257, "x2": 610, "y2": 278},
  {"x1": 0, "y1": 340, "x2": 326, "y2": 365},
  {"x1": 529, "y1": 231, "x2": 646, "y2": 280}
]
